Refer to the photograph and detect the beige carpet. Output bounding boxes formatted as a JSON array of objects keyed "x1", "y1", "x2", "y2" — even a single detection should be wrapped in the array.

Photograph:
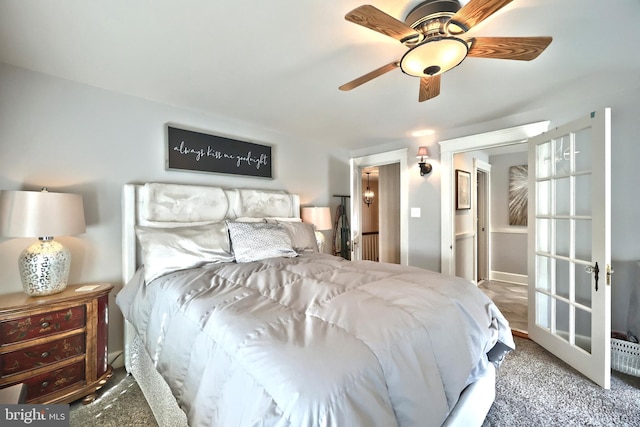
[
  {"x1": 483, "y1": 337, "x2": 640, "y2": 426},
  {"x1": 69, "y1": 367, "x2": 156, "y2": 427},
  {"x1": 70, "y1": 337, "x2": 640, "y2": 426}
]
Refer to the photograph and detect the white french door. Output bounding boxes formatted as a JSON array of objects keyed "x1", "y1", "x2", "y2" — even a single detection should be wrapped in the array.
[{"x1": 527, "y1": 108, "x2": 612, "y2": 388}]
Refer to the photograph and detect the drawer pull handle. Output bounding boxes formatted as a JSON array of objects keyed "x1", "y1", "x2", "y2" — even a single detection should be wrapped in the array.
[
  {"x1": 41, "y1": 351, "x2": 50, "y2": 358},
  {"x1": 41, "y1": 321, "x2": 50, "y2": 328},
  {"x1": 41, "y1": 381, "x2": 49, "y2": 388}
]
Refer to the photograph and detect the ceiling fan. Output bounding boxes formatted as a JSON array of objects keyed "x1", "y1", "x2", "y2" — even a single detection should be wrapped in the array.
[{"x1": 339, "y1": 0, "x2": 552, "y2": 102}]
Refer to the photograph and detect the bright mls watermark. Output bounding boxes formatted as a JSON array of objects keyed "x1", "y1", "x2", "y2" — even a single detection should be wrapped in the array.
[{"x1": 1, "y1": 405, "x2": 69, "y2": 426}]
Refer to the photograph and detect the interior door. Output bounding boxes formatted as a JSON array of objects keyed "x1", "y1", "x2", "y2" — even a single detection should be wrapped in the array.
[{"x1": 527, "y1": 108, "x2": 611, "y2": 388}]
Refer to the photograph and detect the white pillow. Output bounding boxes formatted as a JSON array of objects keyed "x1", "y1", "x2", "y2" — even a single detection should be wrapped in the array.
[
  {"x1": 234, "y1": 217, "x2": 267, "y2": 223},
  {"x1": 265, "y1": 217, "x2": 302, "y2": 222},
  {"x1": 271, "y1": 221, "x2": 318, "y2": 252},
  {"x1": 227, "y1": 221, "x2": 298, "y2": 263},
  {"x1": 136, "y1": 222, "x2": 234, "y2": 283}
]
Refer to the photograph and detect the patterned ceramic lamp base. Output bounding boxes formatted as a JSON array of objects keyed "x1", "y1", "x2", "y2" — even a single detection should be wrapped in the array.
[
  {"x1": 315, "y1": 231, "x2": 326, "y2": 254},
  {"x1": 18, "y1": 239, "x2": 71, "y2": 296}
]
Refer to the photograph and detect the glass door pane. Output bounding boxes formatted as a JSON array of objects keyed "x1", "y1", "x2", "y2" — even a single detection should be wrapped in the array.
[{"x1": 534, "y1": 129, "x2": 594, "y2": 354}]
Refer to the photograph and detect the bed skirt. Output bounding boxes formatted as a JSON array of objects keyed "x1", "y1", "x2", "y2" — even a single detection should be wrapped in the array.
[
  {"x1": 126, "y1": 331, "x2": 495, "y2": 427},
  {"x1": 128, "y1": 333, "x2": 188, "y2": 427}
]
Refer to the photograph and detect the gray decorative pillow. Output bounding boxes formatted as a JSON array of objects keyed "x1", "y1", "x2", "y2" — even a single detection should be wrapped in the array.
[
  {"x1": 268, "y1": 220, "x2": 318, "y2": 253},
  {"x1": 136, "y1": 222, "x2": 234, "y2": 283},
  {"x1": 227, "y1": 221, "x2": 298, "y2": 263}
]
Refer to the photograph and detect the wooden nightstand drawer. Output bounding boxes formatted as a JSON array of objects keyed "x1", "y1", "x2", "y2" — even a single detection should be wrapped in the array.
[
  {"x1": 1, "y1": 306, "x2": 86, "y2": 345},
  {"x1": 1, "y1": 333, "x2": 85, "y2": 377},
  {"x1": 24, "y1": 360, "x2": 85, "y2": 402},
  {"x1": 0, "y1": 283, "x2": 113, "y2": 405}
]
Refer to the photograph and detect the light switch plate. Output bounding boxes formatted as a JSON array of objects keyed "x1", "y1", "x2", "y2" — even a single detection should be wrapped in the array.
[{"x1": 411, "y1": 207, "x2": 421, "y2": 218}]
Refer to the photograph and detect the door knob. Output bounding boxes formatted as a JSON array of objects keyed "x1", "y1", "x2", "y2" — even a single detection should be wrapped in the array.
[{"x1": 586, "y1": 262, "x2": 600, "y2": 291}]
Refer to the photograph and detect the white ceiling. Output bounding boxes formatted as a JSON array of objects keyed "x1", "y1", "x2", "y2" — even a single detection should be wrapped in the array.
[{"x1": 2, "y1": 0, "x2": 640, "y2": 151}]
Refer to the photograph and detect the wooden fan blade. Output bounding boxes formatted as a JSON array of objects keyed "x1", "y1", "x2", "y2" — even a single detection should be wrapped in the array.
[
  {"x1": 448, "y1": 0, "x2": 514, "y2": 34},
  {"x1": 345, "y1": 5, "x2": 421, "y2": 43},
  {"x1": 419, "y1": 75, "x2": 441, "y2": 102},
  {"x1": 467, "y1": 37, "x2": 552, "y2": 60},
  {"x1": 339, "y1": 62, "x2": 399, "y2": 91}
]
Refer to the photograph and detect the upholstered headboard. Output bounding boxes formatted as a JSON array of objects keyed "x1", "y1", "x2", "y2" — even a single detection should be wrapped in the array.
[{"x1": 122, "y1": 182, "x2": 301, "y2": 285}]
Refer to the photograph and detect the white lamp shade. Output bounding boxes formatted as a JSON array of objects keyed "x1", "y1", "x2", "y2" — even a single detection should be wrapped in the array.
[
  {"x1": 0, "y1": 190, "x2": 86, "y2": 238},
  {"x1": 301, "y1": 207, "x2": 332, "y2": 231},
  {"x1": 416, "y1": 146, "x2": 429, "y2": 159}
]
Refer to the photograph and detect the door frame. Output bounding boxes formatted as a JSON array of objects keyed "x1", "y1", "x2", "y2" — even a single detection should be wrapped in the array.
[
  {"x1": 439, "y1": 121, "x2": 550, "y2": 275},
  {"x1": 474, "y1": 159, "x2": 491, "y2": 283},
  {"x1": 351, "y1": 149, "x2": 408, "y2": 265}
]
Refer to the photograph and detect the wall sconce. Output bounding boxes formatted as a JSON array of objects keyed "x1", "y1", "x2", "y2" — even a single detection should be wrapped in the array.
[
  {"x1": 416, "y1": 146, "x2": 432, "y2": 176},
  {"x1": 363, "y1": 172, "x2": 375, "y2": 207}
]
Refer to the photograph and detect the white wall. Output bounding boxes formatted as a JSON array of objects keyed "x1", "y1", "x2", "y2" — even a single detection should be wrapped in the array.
[
  {"x1": 453, "y1": 152, "x2": 475, "y2": 281},
  {"x1": 361, "y1": 177, "x2": 378, "y2": 233},
  {"x1": 489, "y1": 151, "x2": 528, "y2": 278},
  {"x1": 0, "y1": 63, "x2": 350, "y2": 359},
  {"x1": 407, "y1": 153, "x2": 441, "y2": 271}
]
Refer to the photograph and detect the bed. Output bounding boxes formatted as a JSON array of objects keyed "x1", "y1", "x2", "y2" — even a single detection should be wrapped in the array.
[{"x1": 117, "y1": 182, "x2": 514, "y2": 427}]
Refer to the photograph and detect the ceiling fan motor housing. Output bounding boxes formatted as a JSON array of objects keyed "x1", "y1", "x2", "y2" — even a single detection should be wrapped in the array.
[{"x1": 405, "y1": 0, "x2": 462, "y2": 39}]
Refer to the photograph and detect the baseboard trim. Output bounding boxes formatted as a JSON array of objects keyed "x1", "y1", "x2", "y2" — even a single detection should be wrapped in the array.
[
  {"x1": 109, "y1": 350, "x2": 125, "y2": 369},
  {"x1": 512, "y1": 329, "x2": 529, "y2": 339},
  {"x1": 489, "y1": 271, "x2": 528, "y2": 286}
]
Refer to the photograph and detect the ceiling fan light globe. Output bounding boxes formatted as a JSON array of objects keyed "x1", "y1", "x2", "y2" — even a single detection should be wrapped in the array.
[{"x1": 400, "y1": 37, "x2": 468, "y2": 77}]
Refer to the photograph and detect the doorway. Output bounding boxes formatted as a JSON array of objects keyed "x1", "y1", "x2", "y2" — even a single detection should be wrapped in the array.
[
  {"x1": 361, "y1": 167, "x2": 379, "y2": 262},
  {"x1": 474, "y1": 149, "x2": 529, "y2": 336},
  {"x1": 439, "y1": 121, "x2": 550, "y2": 274},
  {"x1": 441, "y1": 122, "x2": 550, "y2": 337},
  {"x1": 351, "y1": 149, "x2": 408, "y2": 264},
  {"x1": 360, "y1": 164, "x2": 401, "y2": 264},
  {"x1": 440, "y1": 112, "x2": 612, "y2": 387}
]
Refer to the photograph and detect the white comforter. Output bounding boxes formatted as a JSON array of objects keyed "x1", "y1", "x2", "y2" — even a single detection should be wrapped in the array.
[{"x1": 117, "y1": 253, "x2": 513, "y2": 427}]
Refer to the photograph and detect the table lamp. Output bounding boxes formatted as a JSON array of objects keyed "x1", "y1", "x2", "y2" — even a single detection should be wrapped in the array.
[
  {"x1": 0, "y1": 188, "x2": 86, "y2": 296},
  {"x1": 301, "y1": 206, "x2": 332, "y2": 253}
]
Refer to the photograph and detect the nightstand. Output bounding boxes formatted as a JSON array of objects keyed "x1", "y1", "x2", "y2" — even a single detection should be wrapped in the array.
[{"x1": 0, "y1": 283, "x2": 113, "y2": 404}]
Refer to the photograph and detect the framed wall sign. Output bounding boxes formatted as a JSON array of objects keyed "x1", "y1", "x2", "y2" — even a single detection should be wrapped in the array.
[
  {"x1": 166, "y1": 125, "x2": 272, "y2": 178},
  {"x1": 456, "y1": 169, "x2": 471, "y2": 210}
]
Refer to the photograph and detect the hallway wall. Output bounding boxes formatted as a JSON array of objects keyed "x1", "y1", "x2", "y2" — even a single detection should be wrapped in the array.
[{"x1": 489, "y1": 150, "x2": 528, "y2": 284}]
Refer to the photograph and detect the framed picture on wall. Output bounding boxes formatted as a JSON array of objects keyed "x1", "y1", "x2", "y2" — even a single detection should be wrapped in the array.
[
  {"x1": 456, "y1": 169, "x2": 471, "y2": 210},
  {"x1": 166, "y1": 124, "x2": 272, "y2": 178},
  {"x1": 508, "y1": 165, "x2": 528, "y2": 225}
]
